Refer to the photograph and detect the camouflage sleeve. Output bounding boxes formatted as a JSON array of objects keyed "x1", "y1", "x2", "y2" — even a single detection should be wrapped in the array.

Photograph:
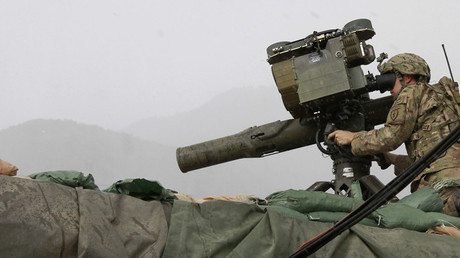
[{"x1": 351, "y1": 86, "x2": 419, "y2": 156}]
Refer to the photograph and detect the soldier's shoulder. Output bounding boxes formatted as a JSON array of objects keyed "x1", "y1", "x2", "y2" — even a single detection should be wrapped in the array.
[
  {"x1": 401, "y1": 83, "x2": 425, "y2": 97},
  {"x1": 405, "y1": 82, "x2": 425, "y2": 90}
]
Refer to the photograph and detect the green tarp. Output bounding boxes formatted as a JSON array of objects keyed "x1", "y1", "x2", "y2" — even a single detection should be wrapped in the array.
[
  {"x1": 1, "y1": 175, "x2": 460, "y2": 257},
  {"x1": 0, "y1": 175, "x2": 170, "y2": 257},
  {"x1": 29, "y1": 170, "x2": 100, "y2": 190},
  {"x1": 163, "y1": 200, "x2": 460, "y2": 257}
]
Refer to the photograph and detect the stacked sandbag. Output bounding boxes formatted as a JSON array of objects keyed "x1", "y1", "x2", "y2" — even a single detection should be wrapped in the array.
[
  {"x1": 264, "y1": 184, "x2": 460, "y2": 232},
  {"x1": 0, "y1": 158, "x2": 18, "y2": 176}
]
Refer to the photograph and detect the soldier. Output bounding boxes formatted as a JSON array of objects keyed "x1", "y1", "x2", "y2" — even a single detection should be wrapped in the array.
[{"x1": 328, "y1": 53, "x2": 460, "y2": 216}]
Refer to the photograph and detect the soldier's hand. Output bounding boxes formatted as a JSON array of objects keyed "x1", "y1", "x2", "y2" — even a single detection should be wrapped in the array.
[{"x1": 327, "y1": 130, "x2": 356, "y2": 146}]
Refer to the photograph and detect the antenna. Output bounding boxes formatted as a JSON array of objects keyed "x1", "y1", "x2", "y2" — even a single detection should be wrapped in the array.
[{"x1": 442, "y1": 44, "x2": 455, "y2": 82}]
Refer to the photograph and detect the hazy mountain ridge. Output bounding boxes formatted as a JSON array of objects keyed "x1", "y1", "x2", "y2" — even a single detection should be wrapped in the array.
[
  {"x1": 0, "y1": 119, "x2": 178, "y2": 189},
  {"x1": 123, "y1": 86, "x2": 292, "y2": 146},
  {"x1": 0, "y1": 88, "x2": 400, "y2": 198},
  {"x1": 0, "y1": 113, "x2": 332, "y2": 198}
]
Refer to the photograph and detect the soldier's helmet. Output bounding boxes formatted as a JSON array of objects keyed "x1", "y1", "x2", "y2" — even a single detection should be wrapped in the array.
[{"x1": 378, "y1": 53, "x2": 431, "y2": 82}]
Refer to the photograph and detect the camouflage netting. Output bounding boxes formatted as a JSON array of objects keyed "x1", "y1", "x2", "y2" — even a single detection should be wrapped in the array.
[{"x1": 1, "y1": 174, "x2": 460, "y2": 257}]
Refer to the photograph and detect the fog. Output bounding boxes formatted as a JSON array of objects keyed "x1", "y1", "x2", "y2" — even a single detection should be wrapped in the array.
[
  {"x1": 1, "y1": 1, "x2": 459, "y2": 197},
  {"x1": 2, "y1": 1, "x2": 459, "y2": 130}
]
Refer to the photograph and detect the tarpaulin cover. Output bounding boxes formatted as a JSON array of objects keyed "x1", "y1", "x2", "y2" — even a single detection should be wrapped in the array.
[
  {"x1": 163, "y1": 200, "x2": 460, "y2": 257},
  {"x1": 2, "y1": 175, "x2": 460, "y2": 257},
  {"x1": 0, "y1": 175, "x2": 170, "y2": 257}
]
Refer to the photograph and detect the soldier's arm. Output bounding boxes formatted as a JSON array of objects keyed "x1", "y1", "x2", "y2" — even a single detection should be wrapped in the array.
[{"x1": 351, "y1": 87, "x2": 418, "y2": 156}]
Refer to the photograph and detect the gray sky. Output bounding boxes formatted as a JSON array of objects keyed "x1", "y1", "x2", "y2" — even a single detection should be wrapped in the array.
[{"x1": 1, "y1": 0, "x2": 459, "y2": 131}]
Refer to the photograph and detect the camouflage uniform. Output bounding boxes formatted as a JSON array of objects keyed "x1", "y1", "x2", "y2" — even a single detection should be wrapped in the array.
[{"x1": 351, "y1": 53, "x2": 460, "y2": 216}]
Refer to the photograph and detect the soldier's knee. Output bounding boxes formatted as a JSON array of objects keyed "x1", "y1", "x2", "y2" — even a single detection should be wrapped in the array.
[
  {"x1": 454, "y1": 189, "x2": 460, "y2": 213},
  {"x1": 442, "y1": 188, "x2": 460, "y2": 217}
]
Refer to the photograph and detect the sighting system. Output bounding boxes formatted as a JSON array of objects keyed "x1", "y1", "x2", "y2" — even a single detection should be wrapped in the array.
[{"x1": 176, "y1": 19, "x2": 396, "y2": 199}]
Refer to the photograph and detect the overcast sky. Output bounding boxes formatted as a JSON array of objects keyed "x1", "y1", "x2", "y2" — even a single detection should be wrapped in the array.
[{"x1": 1, "y1": 0, "x2": 459, "y2": 131}]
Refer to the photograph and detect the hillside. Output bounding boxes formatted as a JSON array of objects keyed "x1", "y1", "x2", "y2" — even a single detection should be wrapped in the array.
[
  {"x1": 123, "y1": 86, "x2": 292, "y2": 146},
  {"x1": 0, "y1": 86, "x2": 405, "y2": 198},
  {"x1": 0, "y1": 118, "x2": 335, "y2": 198},
  {"x1": 0, "y1": 119, "x2": 178, "y2": 190}
]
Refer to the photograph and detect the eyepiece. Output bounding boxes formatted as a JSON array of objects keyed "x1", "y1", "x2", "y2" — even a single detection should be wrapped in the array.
[{"x1": 375, "y1": 73, "x2": 397, "y2": 93}]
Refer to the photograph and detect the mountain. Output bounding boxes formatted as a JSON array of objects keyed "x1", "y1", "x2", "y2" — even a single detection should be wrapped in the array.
[
  {"x1": 0, "y1": 119, "x2": 178, "y2": 190},
  {"x1": 0, "y1": 86, "x2": 404, "y2": 198},
  {"x1": 0, "y1": 118, "x2": 334, "y2": 198},
  {"x1": 122, "y1": 86, "x2": 292, "y2": 147}
]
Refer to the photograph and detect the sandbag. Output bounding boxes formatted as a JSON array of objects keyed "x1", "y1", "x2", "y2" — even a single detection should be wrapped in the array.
[
  {"x1": 426, "y1": 225, "x2": 460, "y2": 237},
  {"x1": 371, "y1": 188, "x2": 458, "y2": 231},
  {"x1": 425, "y1": 212, "x2": 460, "y2": 229},
  {"x1": 266, "y1": 189, "x2": 363, "y2": 213},
  {"x1": 373, "y1": 203, "x2": 440, "y2": 231},
  {"x1": 29, "y1": 170, "x2": 99, "y2": 190},
  {"x1": 103, "y1": 178, "x2": 177, "y2": 202},
  {"x1": 398, "y1": 187, "x2": 443, "y2": 212},
  {"x1": 0, "y1": 158, "x2": 18, "y2": 176}
]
